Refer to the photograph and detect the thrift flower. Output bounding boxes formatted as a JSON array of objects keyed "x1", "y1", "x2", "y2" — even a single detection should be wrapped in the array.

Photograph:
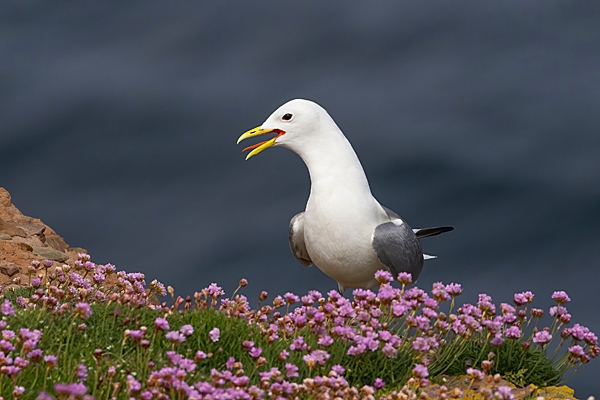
[
  {"x1": 279, "y1": 350, "x2": 289, "y2": 361},
  {"x1": 154, "y1": 317, "x2": 170, "y2": 331},
  {"x1": 551, "y1": 290, "x2": 571, "y2": 304},
  {"x1": 550, "y1": 306, "x2": 568, "y2": 317},
  {"x1": 249, "y1": 347, "x2": 262, "y2": 358},
  {"x1": 412, "y1": 363, "x2": 429, "y2": 379},
  {"x1": 568, "y1": 345, "x2": 585, "y2": 359},
  {"x1": 54, "y1": 383, "x2": 87, "y2": 396},
  {"x1": 505, "y1": 326, "x2": 521, "y2": 339},
  {"x1": 467, "y1": 367, "x2": 485, "y2": 380},
  {"x1": 209, "y1": 327, "x2": 220, "y2": 342},
  {"x1": 284, "y1": 292, "x2": 300, "y2": 304},
  {"x1": 285, "y1": 363, "x2": 299, "y2": 378},
  {"x1": 76, "y1": 364, "x2": 88, "y2": 381},
  {"x1": 74, "y1": 302, "x2": 92, "y2": 319},
  {"x1": 195, "y1": 350, "x2": 207, "y2": 361},
  {"x1": 374, "y1": 270, "x2": 394, "y2": 284},
  {"x1": 13, "y1": 386, "x2": 25, "y2": 398},
  {"x1": 533, "y1": 330, "x2": 552, "y2": 345},
  {"x1": 495, "y1": 386, "x2": 515, "y2": 400},
  {"x1": 513, "y1": 291, "x2": 534, "y2": 306},
  {"x1": 397, "y1": 272, "x2": 412, "y2": 285},
  {"x1": 205, "y1": 283, "x2": 224, "y2": 297},
  {"x1": 165, "y1": 331, "x2": 186, "y2": 344},
  {"x1": 332, "y1": 364, "x2": 345, "y2": 375},
  {"x1": 44, "y1": 355, "x2": 57, "y2": 368},
  {"x1": 374, "y1": 378, "x2": 385, "y2": 389},
  {"x1": 445, "y1": 283, "x2": 462, "y2": 296},
  {"x1": 180, "y1": 324, "x2": 194, "y2": 337},
  {"x1": 1, "y1": 299, "x2": 15, "y2": 316}
]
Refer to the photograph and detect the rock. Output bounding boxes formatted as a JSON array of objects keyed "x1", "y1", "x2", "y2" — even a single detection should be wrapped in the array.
[
  {"x1": 32, "y1": 247, "x2": 69, "y2": 262},
  {"x1": 69, "y1": 247, "x2": 88, "y2": 254},
  {"x1": 19, "y1": 220, "x2": 46, "y2": 236},
  {"x1": 0, "y1": 219, "x2": 27, "y2": 237},
  {"x1": 0, "y1": 188, "x2": 82, "y2": 289},
  {"x1": 0, "y1": 188, "x2": 10, "y2": 207},
  {"x1": 45, "y1": 235, "x2": 69, "y2": 252},
  {"x1": 0, "y1": 263, "x2": 20, "y2": 277},
  {"x1": 17, "y1": 242, "x2": 33, "y2": 252}
]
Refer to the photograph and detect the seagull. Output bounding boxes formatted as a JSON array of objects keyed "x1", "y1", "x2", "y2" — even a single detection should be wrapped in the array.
[{"x1": 237, "y1": 99, "x2": 453, "y2": 293}]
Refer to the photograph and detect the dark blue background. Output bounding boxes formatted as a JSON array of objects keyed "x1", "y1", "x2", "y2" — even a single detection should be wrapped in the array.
[{"x1": 1, "y1": 1, "x2": 599, "y2": 395}]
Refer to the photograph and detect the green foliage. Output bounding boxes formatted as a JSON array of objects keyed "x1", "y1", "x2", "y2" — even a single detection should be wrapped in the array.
[
  {"x1": 0, "y1": 299, "x2": 563, "y2": 398},
  {"x1": 428, "y1": 338, "x2": 559, "y2": 388}
]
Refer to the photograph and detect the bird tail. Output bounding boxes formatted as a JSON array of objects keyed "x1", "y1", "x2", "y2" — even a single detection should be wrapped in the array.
[{"x1": 423, "y1": 254, "x2": 437, "y2": 260}]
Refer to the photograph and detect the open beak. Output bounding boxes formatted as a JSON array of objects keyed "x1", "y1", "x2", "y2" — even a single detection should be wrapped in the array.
[{"x1": 237, "y1": 126, "x2": 285, "y2": 160}]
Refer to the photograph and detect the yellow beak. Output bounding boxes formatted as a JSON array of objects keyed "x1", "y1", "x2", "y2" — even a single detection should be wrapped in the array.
[{"x1": 237, "y1": 126, "x2": 284, "y2": 160}]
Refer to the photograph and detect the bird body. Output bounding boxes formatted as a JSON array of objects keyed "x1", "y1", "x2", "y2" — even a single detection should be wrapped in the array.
[{"x1": 238, "y1": 99, "x2": 453, "y2": 292}]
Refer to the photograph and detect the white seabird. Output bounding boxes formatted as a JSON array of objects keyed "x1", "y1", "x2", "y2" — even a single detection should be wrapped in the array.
[{"x1": 237, "y1": 99, "x2": 453, "y2": 293}]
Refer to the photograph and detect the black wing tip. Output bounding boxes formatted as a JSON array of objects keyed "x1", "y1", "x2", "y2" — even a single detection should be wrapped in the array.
[{"x1": 415, "y1": 226, "x2": 455, "y2": 239}]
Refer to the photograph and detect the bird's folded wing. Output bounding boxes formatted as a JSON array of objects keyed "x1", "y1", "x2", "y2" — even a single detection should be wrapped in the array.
[
  {"x1": 289, "y1": 212, "x2": 313, "y2": 267},
  {"x1": 382, "y1": 205, "x2": 454, "y2": 239},
  {"x1": 371, "y1": 221, "x2": 424, "y2": 280}
]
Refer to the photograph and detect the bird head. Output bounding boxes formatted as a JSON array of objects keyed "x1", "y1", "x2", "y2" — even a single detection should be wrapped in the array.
[{"x1": 237, "y1": 99, "x2": 328, "y2": 160}]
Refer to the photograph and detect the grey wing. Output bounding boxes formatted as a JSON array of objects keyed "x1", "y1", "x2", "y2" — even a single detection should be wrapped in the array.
[
  {"x1": 289, "y1": 212, "x2": 312, "y2": 267},
  {"x1": 372, "y1": 220, "x2": 424, "y2": 282}
]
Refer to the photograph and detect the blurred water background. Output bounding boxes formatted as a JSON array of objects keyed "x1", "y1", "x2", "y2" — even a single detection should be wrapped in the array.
[{"x1": 1, "y1": 1, "x2": 599, "y2": 395}]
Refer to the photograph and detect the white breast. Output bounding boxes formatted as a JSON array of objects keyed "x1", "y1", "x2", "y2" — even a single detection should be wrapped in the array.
[{"x1": 303, "y1": 186, "x2": 388, "y2": 289}]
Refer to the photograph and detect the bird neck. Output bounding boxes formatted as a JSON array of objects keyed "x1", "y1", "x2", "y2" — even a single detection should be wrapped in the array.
[{"x1": 297, "y1": 132, "x2": 373, "y2": 198}]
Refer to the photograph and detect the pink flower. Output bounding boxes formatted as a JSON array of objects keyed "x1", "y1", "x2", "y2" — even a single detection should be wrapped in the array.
[
  {"x1": 445, "y1": 283, "x2": 462, "y2": 296},
  {"x1": 467, "y1": 367, "x2": 485, "y2": 380},
  {"x1": 179, "y1": 324, "x2": 194, "y2": 337},
  {"x1": 374, "y1": 270, "x2": 393, "y2": 284},
  {"x1": 249, "y1": 347, "x2": 262, "y2": 358},
  {"x1": 505, "y1": 326, "x2": 521, "y2": 339},
  {"x1": 290, "y1": 336, "x2": 307, "y2": 351},
  {"x1": 76, "y1": 364, "x2": 88, "y2": 382},
  {"x1": 551, "y1": 291, "x2": 571, "y2": 304},
  {"x1": 382, "y1": 343, "x2": 398, "y2": 358},
  {"x1": 332, "y1": 364, "x2": 345, "y2": 375},
  {"x1": 284, "y1": 292, "x2": 300, "y2": 304},
  {"x1": 194, "y1": 351, "x2": 207, "y2": 362},
  {"x1": 533, "y1": 331, "x2": 552, "y2": 345},
  {"x1": 1, "y1": 300, "x2": 15, "y2": 316},
  {"x1": 412, "y1": 337, "x2": 430, "y2": 352},
  {"x1": 285, "y1": 363, "x2": 299, "y2": 378},
  {"x1": 495, "y1": 386, "x2": 515, "y2": 400},
  {"x1": 279, "y1": 350, "x2": 289, "y2": 361},
  {"x1": 74, "y1": 303, "x2": 92, "y2": 319},
  {"x1": 209, "y1": 327, "x2": 220, "y2": 342},
  {"x1": 568, "y1": 345, "x2": 585, "y2": 359},
  {"x1": 513, "y1": 291, "x2": 534, "y2": 306},
  {"x1": 225, "y1": 357, "x2": 236, "y2": 369},
  {"x1": 154, "y1": 317, "x2": 170, "y2": 331},
  {"x1": 204, "y1": 283, "x2": 224, "y2": 297},
  {"x1": 317, "y1": 335, "x2": 334, "y2": 347},
  {"x1": 165, "y1": 331, "x2": 185, "y2": 344},
  {"x1": 397, "y1": 272, "x2": 412, "y2": 285},
  {"x1": 412, "y1": 363, "x2": 428, "y2": 379}
]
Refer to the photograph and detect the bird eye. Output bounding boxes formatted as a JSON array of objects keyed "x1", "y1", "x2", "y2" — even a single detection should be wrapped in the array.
[{"x1": 282, "y1": 113, "x2": 293, "y2": 121}]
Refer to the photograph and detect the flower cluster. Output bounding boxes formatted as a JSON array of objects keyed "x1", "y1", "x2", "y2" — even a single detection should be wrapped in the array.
[{"x1": 0, "y1": 254, "x2": 596, "y2": 398}]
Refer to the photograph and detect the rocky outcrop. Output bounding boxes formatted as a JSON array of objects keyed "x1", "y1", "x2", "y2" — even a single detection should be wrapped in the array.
[{"x1": 0, "y1": 187, "x2": 87, "y2": 289}]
